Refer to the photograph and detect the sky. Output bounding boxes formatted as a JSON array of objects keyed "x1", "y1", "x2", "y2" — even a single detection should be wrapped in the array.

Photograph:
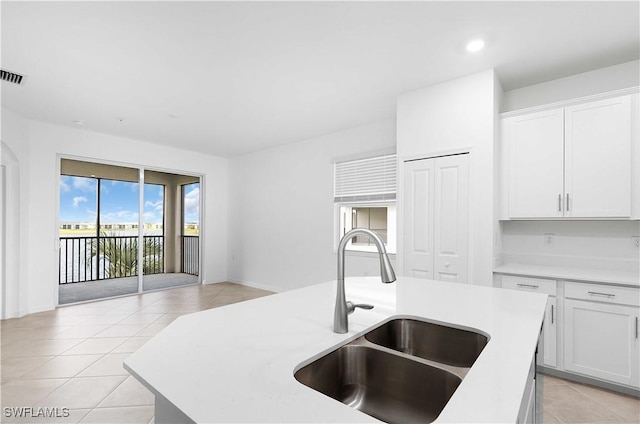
[{"x1": 59, "y1": 176, "x2": 200, "y2": 225}]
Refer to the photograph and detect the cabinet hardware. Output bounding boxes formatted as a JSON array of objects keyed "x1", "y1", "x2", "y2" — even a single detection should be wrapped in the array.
[
  {"x1": 587, "y1": 291, "x2": 615, "y2": 298},
  {"x1": 551, "y1": 304, "x2": 554, "y2": 324},
  {"x1": 558, "y1": 194, "x2": 561, "y2": 212},
  {"x1": 517, "y1": 283, "x2": 539, "y2": 289},
  {"x1": 566, "y1": 193, "x2": 570, "y2": 211},
  {"x1": 636, "y1": 317, "x2": 638, "y2": 340}
]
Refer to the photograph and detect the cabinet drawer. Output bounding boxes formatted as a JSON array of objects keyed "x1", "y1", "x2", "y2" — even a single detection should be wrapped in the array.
[
  {"x1": 502, "y1": 275, "x2": 557, "y2": 296},
  {"x1": 565, "y1": 282, "x2": 640, "y2": 307}
]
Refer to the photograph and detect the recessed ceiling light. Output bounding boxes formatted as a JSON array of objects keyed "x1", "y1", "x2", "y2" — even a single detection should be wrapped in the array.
[
  {"x1": 74, "y1": 120, "x2": 85, "y2": 126},
  {"x1": 466, "y1": 39, "x2": 485, "y2": 53}
]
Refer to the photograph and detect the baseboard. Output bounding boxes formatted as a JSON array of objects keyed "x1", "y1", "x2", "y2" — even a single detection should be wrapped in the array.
[
  {"x1": 538, "y1": 366, "x2": 640, "y2": 398},
  {"x1": 3, "y1": 304, "x2": 55, "y2": 320},
  {"x1": 223, "y1": 279, "x2": 286, "y2": 293}
]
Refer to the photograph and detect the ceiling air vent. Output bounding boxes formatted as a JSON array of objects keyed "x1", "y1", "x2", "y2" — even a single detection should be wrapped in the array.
[{"x1": 1, "y1": 69, "x2": 26, "y2": 85}]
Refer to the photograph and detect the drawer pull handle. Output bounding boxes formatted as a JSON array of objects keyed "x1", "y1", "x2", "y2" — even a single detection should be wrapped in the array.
[
  {"x1": 587, "y1": 291, "x2": 615, "y2": 298},
  {"x1": 517, "y1": 283, "x2": 539, "y2": 289}
]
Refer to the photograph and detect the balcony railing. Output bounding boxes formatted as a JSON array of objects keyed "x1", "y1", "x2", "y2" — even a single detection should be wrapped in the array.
[
  {"x1": 59, "y1": 235, "x2": 164, "y2": 284},
  {"x1": 181, "y1": 235, "x2": 199, "y2": 276}
]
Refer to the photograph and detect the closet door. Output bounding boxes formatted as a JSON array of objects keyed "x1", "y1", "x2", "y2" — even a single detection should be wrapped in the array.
[
  {"x1": 433, "y1": 154, "x2": 469, "y2": 283},
  {"x1": 402, "y1": 159, "x2": 435, "y2": 279},
  {"x1": 402, "y1": 154, "x2": 469, "y2": 283}
]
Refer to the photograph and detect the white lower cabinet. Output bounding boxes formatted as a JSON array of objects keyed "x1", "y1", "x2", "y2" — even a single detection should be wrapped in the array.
[
  {"x1": 541, "y1": 297, "x2": 557, "y2": 368},
  {"x1": 517, "y1": 359, "x2": 536, "y2": 424},
  {"x1": 564, "y1": 296, "x2": 640, "y2": 387},
  {"x1": 497, "y1": 274, "x2": 640, "y2": 390},
  {"x1": 502, "y1": 276, "x2": 557, "y2": 368}
]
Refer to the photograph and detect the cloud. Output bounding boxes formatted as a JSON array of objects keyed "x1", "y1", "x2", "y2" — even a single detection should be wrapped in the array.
[
  {"x1": 72, "y1": 196, "x2": 88, "y2": 207},
  {"x1": 101, "y1": 210, "x2": 139, "y2": 223},
  {"x1": 145, "y1": 200, "x2": 163, "y2": 212},
  {"x1": 72, "y1": 177, "x2": 96, "y2": 192},
  {"x1": 184, "y1": 187, "x2": 199, "y2": 219},
  {"x1": 60, "y1": 177, "x2": 71, "y2": 192}
]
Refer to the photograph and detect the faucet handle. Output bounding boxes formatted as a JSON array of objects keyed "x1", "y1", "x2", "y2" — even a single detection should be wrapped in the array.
[{"x1": 346, "y1": 301, "x2": 374, "y2": 314}]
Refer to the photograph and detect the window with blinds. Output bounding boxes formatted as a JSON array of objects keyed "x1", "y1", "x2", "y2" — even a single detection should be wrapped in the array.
[
  {"x1": 334, "y1": 154, "x2": 397, "y2": 203},
  {"x1": 334, "y1": 153, "x2": 397, "y2": 253}
]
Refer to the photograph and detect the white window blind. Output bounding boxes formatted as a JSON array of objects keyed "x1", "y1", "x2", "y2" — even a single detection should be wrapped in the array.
[{"x1": 334, "y1": 154, "x2": 397, "y2": 202}]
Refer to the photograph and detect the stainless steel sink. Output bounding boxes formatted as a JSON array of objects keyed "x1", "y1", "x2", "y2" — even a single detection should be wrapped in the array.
[
  {"x1": 294, "y1": 344, "x2": 461, "y2": 423},
  {"x1": 365, "y1": 318, "x2": 489, "y2": 367},
  {"x1": 295, "y1": 318, "x2": 489, "y2": 423}
]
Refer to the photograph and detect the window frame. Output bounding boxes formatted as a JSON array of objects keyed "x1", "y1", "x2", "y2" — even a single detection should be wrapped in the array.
[
  {"x1": 334, "y1": 201, "x2": 396, "y2": 255},
  {"x1": 333, "y1": 151, "x2": 397, "y2": 256}
]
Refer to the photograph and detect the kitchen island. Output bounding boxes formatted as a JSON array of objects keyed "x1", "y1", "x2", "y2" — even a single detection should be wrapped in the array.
[{"x1": 124, "y1": 277, "x2": 548, "y2": 423}]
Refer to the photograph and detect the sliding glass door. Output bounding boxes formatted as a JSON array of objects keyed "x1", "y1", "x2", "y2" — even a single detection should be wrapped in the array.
[
  {"x1": 58, "y1": 161, "x2": 140, "y2": 303},
  {"x1": 141, "y1": 171, "x2": 200, "y2": 292},
  {"x1": 58, "y1": 159, "x2": 202, "y2": 304}
]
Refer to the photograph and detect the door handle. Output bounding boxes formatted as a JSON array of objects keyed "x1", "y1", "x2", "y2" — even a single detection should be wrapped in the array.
[
  {"x1": 551, "y1": 304, "x2": 554, "y2": 324},
  {"x1": 566, "y1": 193, "x2": 570, "y2": 212}
]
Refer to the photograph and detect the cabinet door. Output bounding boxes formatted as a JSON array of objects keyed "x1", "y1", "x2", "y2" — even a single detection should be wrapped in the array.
[
  {"x1": 402, "y1": 159, "x2": 435, "y2": 279},
  {"x1": 539, "y1": 297, "x2": 557, "y2": 368},
  {"x1": 564, "y1": 96, "x2": 632, "y2": 217},
  {"x1": 564, "y1": 299, "x2": 639, "y2": 387},
  {"x1": 433, "y1": 154, "x2": 469, "y2": 283},
  {"x1": 506, "y1": 109, "x2": 565, "y2": 218}
]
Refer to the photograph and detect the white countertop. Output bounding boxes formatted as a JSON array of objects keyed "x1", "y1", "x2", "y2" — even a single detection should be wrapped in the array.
[
  {"x1": 494, "y1": 263, "x2": 640, "y2": 287},
  {"x1": 124, "y1": 277, "x2": 548, "y2": 423}
]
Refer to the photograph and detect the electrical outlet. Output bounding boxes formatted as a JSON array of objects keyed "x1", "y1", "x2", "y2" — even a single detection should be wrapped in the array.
[
  {"x1": 633, "y1": 237, "x2": 640, "y2": 250},
  {"x1": 544, "y1": 233, "x2": 555, "y2": 246}
]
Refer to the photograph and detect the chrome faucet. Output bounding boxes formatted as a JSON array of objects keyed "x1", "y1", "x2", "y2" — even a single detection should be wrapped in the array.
[{"x1": 333, "y1": 228, "x2": 396, "y2": 334}]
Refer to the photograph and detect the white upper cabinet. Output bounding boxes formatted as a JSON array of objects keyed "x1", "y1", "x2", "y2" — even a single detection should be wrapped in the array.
[
  {"x1": 503, "y1": 93, "x2": 635, "y2": 219},
  {"x1": 507, "y1": 108, "x2": 565, "y2": 218},
  {"x1": 564, "y1": 96, "x2": 631, "y2": 218}
]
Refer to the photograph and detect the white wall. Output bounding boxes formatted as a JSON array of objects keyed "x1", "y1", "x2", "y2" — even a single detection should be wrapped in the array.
[
  {"x1": 227, "y1": 120, "x2": 396, "y2": 292},
  {"x1": 503, "y1": 60, "x2": 639, "y2": 112},
  {"x1": 397, "y1": 69, "x2": 499, "y2": 286},
  {"x1": 1, "y1": 110, "x2": 228, "y2": 317},
  {"x1": 1, "y1": 110, "x2": 31, "y2": 318}
]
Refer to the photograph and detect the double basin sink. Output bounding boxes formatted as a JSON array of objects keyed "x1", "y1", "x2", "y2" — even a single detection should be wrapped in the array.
[{"x1": 294, "y1": 318, "x2": 489, "y2": 423}]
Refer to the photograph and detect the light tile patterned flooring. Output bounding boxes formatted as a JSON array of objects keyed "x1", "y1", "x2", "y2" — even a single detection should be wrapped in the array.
[
  {"x1": 541, "y1": 374, "x2": 639, "y2": 423},
  {"x1": 1, "y1": 283, "x2": 272, "y2": 423},
  {"x1": 2, "y1": 282, "x2": 639, "y2": 423}
]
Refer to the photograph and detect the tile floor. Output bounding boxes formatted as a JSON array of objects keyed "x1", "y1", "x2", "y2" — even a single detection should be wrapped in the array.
[
  {"x1": 2, "y1": 282, "x2": 639, "y2": 423},
  {"x1": 1, "y1": 282, "x2": 272, "y2": 423},
  {"x1": 541, "y1": 374, "x2": 639, "y2": 423}
]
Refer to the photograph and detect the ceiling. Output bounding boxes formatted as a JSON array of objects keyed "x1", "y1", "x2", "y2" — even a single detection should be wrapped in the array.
[{"x1": 1, "y1": 1, "x2": 638, "y2": 157}]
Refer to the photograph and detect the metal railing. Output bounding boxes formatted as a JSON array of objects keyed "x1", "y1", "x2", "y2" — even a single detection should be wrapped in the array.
[
  {"x1": 59, "y1": 235, "x2": 164, "y2": 284},
  {"x1": 181, "y1": 235, "x2": 199, "y2": 276}
]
